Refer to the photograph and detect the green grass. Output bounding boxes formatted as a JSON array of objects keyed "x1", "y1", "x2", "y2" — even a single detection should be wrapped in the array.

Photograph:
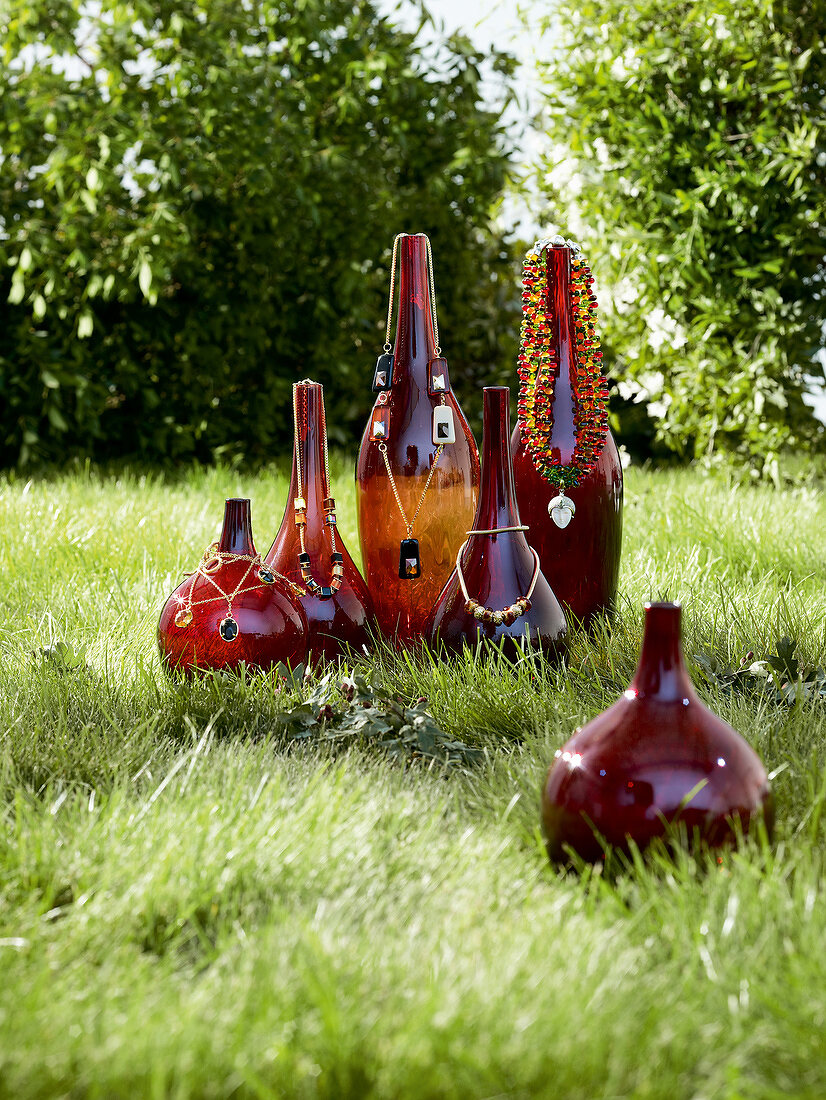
[{"x1": 1, "y1": 459, "x2": 825, "y2": 1098}]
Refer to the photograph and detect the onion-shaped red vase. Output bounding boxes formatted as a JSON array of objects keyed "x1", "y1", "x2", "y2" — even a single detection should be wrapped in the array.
[
  {"x1": 541, "y1": 602, "x2": 773, "y2": 862},
  {"x1": 158, "y1": 498, "x2": 307, "y2": 675},
  {"x1": 356, "y1": 233, "x2": 480, "y2": 644},
  {"x1": 429, "y1": 387, "x2": 567, "y2": 659},
  {"x1": 266, "y1": 380, "x2": 375, "y2": 663},
  {"x1": 511, "y1": 242, "x2": 623, "y2": 626}
]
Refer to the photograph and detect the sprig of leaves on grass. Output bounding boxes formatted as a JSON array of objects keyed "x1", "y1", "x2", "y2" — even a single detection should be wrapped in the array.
[{"x1": 695, "y1": 637, "x2": 826, "y2": 705}]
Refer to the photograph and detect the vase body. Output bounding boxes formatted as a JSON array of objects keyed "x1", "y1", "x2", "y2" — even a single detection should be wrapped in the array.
[
  {"x1": 541, "y1": 603, "x2": 773, "y2": 862},
  {"x1": 511, "y1": 243, "x2": 623, "y2": 626},
  {"x1": 158, "y1": 498, "x2": 307, "y2": 675},
  {"x1": 429, "y1": 387, "x2": 567, "y2": 659},
  {"x1": 267, "y1": 381, "x2": 375, "y2": 662},
  {"x1": 356, "y1": 233, "x2": 480, "y2": 643}
]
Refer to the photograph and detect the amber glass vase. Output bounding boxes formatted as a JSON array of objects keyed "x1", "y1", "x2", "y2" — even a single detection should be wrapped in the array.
[
  {"x1": 158, "y1": 498, "x2": 307, "y2": 675},
  {"x1": 511, "y1": 243, "x2": 623, "y2": 626},
  {"x1": 429, "y1": 387, "x2": 567, "y2": 659},
  {"x1": 267, "y1": 380, "x2": 374, "y2": 662},
  {"x1": 541, "y1": 602, "x2": 773, "y2": 863},
  {"x1": 356, "y1": 233, "x2": 480, "y2": 643}
]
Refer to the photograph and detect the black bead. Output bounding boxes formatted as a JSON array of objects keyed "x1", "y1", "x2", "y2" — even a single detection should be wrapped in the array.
[
  {"x1": 373, "y1": 353, "x2": 393, "y2": 391},
  {"x1": 298, "y1": 552, "x2": 311, "y2": 567},
  {"x1": 331, "y1": 552, "x2": 344, "y2": 564}
]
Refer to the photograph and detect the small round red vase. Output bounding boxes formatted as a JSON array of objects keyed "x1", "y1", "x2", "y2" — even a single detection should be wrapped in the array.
[
  {"x1": 511, "y1": 243, "x2": 623, "y2": 626},
  {"x1": 542, "y1": 602, "x2": 773, "y2": 862},
  {"x1": 428, "y1": 387, "x2": 567, "y2": 660},
  {"x1": 267, "y1": 380, "x2": 375, "y2": 663},
  {"x1": 158, "y1": 498, "x2": 307, "y2": 675}
]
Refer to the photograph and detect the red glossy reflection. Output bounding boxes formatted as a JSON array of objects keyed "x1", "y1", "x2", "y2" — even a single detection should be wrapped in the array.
[
  {"x1": 356, "y1": 233, "x2": 480, "y2": 644},
  {"x1": 267, "y1": 381, "x2": 375, "y2": 662},
  {"x1": 542, "y1": 602, "x2": 773, "y2": 862},
  {"x1": 429, "y1": 387, "x2": 567, "y2": 659},
  {"x1": 158, "y1": 498, "x2": 307, "y2": 675},
  {"x1": 512, "y1": 244, "x2": 623, "y2": 626}
]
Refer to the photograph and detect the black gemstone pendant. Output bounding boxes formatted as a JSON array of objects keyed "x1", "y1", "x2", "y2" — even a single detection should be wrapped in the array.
[
  {"x1": 399, "y1": 538, "x2": 421, "y2": 580},
  {"x1": 373, "y1": 353, "x2": 394, "y2": 392},
  {"x1": 258, "y1": 567, "x2": 275, "y2": 584},
  {"x1": 219, "y1": 616, "x2": 239, "y2": 642}
]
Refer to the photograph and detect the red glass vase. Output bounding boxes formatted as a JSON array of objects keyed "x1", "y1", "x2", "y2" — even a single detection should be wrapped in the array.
[
  {"x1": 266, "y1": 380, "x2": 375, "y2": 662},
  {"x1": 158, "y1": 498, "x2": 307, "y2": 675},
  {"x1": 511, "y1": 242, "x2": 623, "y2": 626},
  {"x1": 541, "y1": 602, "x2": 773, "y2": 862},
  {"x1": 429, "y1": 387, "x2": 567, "y2": 659},
  {"x1": 356, "y1": 233, "x2": 480, "y2": 643}
]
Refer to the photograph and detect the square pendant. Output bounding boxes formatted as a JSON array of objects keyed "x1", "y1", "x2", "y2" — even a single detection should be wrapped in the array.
[
  {"x1": 370, "y1": 407, "x2": 390, "y2": 441},
  {"x1": 428, "y1": 357, "x2": 450, "y2": 396},
  {"x1": 432, "y1": 405, "x2": 455, "y2": 445},
  {"x1": 373, "y1": 353, "x2": 393, "y2": 392},
  {"x1": 398, "y1": 538, "x2": 421, "y2": 579}
]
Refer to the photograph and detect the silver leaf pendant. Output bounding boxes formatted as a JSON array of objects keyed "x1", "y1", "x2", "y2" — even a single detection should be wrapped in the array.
[{"x1": 548, "y1": 492, "x2": 576, "y2": 529}]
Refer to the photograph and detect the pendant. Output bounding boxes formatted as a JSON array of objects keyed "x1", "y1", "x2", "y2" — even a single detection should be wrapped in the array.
[
  {"x1": 219, "y1": 615, "x2": 239, "y2": 642},
  {"x1": 432, "y1": 405, "x2": 455, "y2": 445},
  {"x1": 369, "y1": 407, "x2": 390, "y2": 441},
  {"x1": 373, "y1": 353, "x2": 393, "y2": 391},
  {"x1": 548, "y1": 492, "x2": 576, "y2": 529},
  {"x1": 399, "y1": 538, "x2": 421, "y2": 579},
  {"x1": 174, "y1": 607, "x2": 193, "y2": 628},
  {"x1": 428, "y1": 357, "x2": 450, "y2": 396},
  {"x1": 258, "y1": 566, "x2": 275, "y2": 584}
]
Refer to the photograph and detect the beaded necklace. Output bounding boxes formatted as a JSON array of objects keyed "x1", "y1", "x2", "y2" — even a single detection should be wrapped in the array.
[
  {"x1": 292, "y1": 380, "x2": 345, "y2": 598},
  {"x1": 454, "y1": 526, "x2": 540, "y2": 626},
  {"x1": 517, "y1": 236, "x2": 609, "y2": 526},
  {"x1": 174, "y1": 544, "x2": 302, "y2": 642}
]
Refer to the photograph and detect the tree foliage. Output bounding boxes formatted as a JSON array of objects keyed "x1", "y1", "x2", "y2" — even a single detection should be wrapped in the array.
[
  {"x1": 534, "y1": 0, "x2": 825, "y2": 468},
  {"x1": 0, "y1": 0, "x2": 518, "y2": 466}
]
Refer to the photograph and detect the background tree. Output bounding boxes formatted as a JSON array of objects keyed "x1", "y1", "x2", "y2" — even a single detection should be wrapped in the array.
[
  {"x1": 0, "y1": 0, "x2": 519, "y2": 466},
  {"x1": 533, "y1": 0, "x2": 825, "y2": 471}
]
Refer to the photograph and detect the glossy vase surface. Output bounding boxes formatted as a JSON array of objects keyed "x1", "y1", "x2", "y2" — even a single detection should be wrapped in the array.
[
  {"x1": 542, "y1": 602, "x2": 773, "y2": 862},
  {"x1": 267, "y1": 381, "x2": 375, "y2": 662},
  {"x1": 512, "y1": 244, "x2": 623, "y2": 626},
  {"x1": 356, "y1": 233, "x2": 480, "y2": 643},
  {"x1": 429, "y1": 387, "x2": 567, "y2": 659},
  {"x1": 158, "y1": 498, "x2": 307, "y2": 675}
]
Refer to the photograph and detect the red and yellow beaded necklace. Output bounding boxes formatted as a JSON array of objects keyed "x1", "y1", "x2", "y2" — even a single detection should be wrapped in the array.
[{"x1": 516, "y1": 236, "x2": 609, "y2": 524}]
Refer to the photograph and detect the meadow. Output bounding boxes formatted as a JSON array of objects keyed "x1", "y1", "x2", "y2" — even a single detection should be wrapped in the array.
[{"x1": 0, "y1": 459, "x2": 825, "y2": 1098}]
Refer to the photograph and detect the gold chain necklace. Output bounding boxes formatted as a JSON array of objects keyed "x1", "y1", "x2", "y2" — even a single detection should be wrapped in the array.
[
  {"x1": 292, "y1": 380, "x2": 345, "y2": 598},
  {"x1": 174, "y1": 544, "x2": 303, "y2": 642}
]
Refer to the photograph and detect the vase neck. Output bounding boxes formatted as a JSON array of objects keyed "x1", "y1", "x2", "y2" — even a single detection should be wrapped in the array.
[
  {"x1": 288, "y1": 382, "x2": 329, "y2": 514},
  {"x1": 218, "y1": 498, "x2": 256, "y2": 556},
  {"x1": 631, "y1": 603, "x2": 694, "y2": 700},
  {"x1": 474, "y1": 387, "x2": 522, "y2": 531},
  {"x1": 392, "y1": 233, "x2": 437, "y2": 386},
  {"x1": 544, "y1": 245, "x2": 577, "y2": 463}
]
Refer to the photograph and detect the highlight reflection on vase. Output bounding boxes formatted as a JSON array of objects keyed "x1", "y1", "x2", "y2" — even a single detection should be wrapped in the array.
[
  {"x1": 541, "y1": 602, "x2": 773, "y2": 862},
  {"x1": 158, "y1": 498, "x2": 307, "y2": 675},
  {"x1": 356, "y1": 233, "x2": 480, "y2": 643},
  {"x1": 267, "y1": 381, "x2": 374, "y2": 663},
  {"x1": 429, "y1": 386, "x2": 567, "y2": 659},
  {"x1": 512, "y1": 242, "x2": 623, "y2": 626}
]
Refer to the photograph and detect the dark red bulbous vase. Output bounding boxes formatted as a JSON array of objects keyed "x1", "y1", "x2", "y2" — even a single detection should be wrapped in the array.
[
  {"x1": 429, "y1": 387, "x2": 567, "y2": 660},
  {"x1": 267, "y1": 380, "x2": 375, "y2": 663},
  {"x1": 356, "y1": 233, "x2": 480, "y2": 644},
  {"x1": 158, "y1": 498, "x2": 307, "y2": 675},
  {"x1": 541, "y1": 602, "x2": 773, "y2": 862},
  {"x1": 512, "y1": 243, "x2": 623, "y2": 626}
]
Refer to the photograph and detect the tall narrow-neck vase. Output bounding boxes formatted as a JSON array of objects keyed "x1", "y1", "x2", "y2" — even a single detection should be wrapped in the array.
[
  {"x1": 541, "y1": 602, "x2": 773, "y2": 862},
  {"x1": 267, "y1": 381, "x2": 374, "y2": 662},
  {"x1": 158, "y1": 498, "x2": 307, "y2": 675},
  {"x1": 511, "y1": 243, "x2": 623, "y2": 626},
  {"x1": 429, "y1": 387, "x2": 567, "y2": 659},
  {"x1": 356, "y1": 233, "x2": 480, "y2": 643}
]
